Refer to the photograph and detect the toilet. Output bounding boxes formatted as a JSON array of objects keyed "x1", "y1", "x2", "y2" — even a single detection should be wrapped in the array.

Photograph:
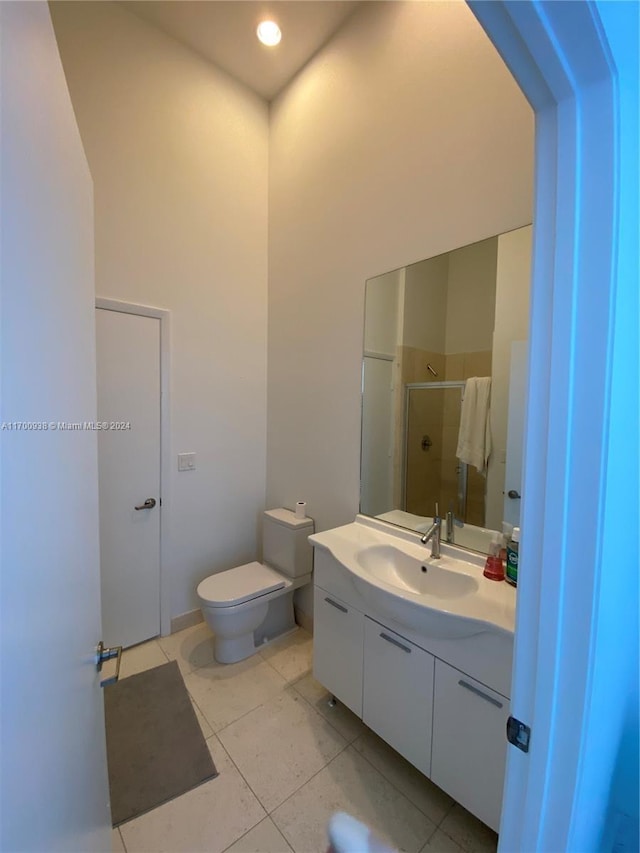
[{"x1": 197, "y1": 508, "x2": 314, "y2": 664}]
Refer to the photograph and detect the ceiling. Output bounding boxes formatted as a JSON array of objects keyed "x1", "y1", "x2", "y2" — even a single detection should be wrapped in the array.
[{"x1": 120, "y1": 1, "x2": 362, "y2": 101}]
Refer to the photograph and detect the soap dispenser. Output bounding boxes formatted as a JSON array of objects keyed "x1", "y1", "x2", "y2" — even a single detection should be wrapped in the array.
[
  {"x1": 505, "y1": 526, "x2": 520, "y2": 586},
  {"x1": 483, "y1": 533, "x2": 505, "y2": 581}
]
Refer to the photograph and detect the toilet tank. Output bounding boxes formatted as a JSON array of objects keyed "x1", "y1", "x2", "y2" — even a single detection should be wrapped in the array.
[{"x1": 263, "y1": 508, "x2": 314, "y2": 578}]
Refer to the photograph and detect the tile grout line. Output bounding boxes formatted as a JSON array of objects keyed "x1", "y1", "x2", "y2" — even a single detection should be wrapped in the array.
[
  {"x1": 337, "y1": 744, "x2": 437, "y2": 849},
  {"x1": 213, "y1": 669, "x2": 352, "y2": 822},
  {"x1": 417, "y1": 823, "x2": 441, "y2": 853},
  {"x1": 218, "y1": 817, "x2": 294, "y2": 853},
  {"x1": 348, "y1": 740, "x2": 448, "y2": 830},
  {"x1": 212, "y1": 683, "x2": 287, "y2": 738},
  {"x1": 267, "y1": 740, "x2": 437, "y2": 853},
  {"x1": 209, "y1": 659, "x2": 313, "y2": 738},
  {"x1": 287, "y1": 675, "x2": 462, "y2": 837},
  {"x1": 289, "y1": 680, "x2": 363, "y2": 746},
  {"x1": 265, "y1": 749, "x2": 350, "y2": 851},
  {"x1": 204, "y1": 732, "x2": 273, "y2": 851},
  {"x1": 117, "y1": 825, "x2": 127, "y2": 853},
  {"x1": 289, "y1": 685, "x2": 459, "y2": 844},
  {"x1": 205, "y1": 732, "x2": 270, "y2": 825},
  {"x1": 158, "y1": 643, "x2": 170, "y2": 664},
  {"x1": 293, "y1": 676, "x2": 455, "y2": 824},
  {"x1": 184, "y1": 657, "x2": 291, "y2": 737},
  {"x1": 257, "y1": 649, "x2": 294, "y2": 682},
  {"x1": 189, "y1": 694, "x2": 214, "y2": 737}
]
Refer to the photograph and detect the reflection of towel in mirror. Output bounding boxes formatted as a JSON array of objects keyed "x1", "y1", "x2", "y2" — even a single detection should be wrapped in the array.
[{"x1": 456, "y1": 377, "x2": 492, "y2": 476}]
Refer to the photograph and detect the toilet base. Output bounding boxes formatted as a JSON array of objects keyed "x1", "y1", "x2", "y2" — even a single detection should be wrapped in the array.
[
  {"x1": 208, "y1": 590, "x2": 298, "y2": 664},
  {"x1": 253, "y1": 591, "x2": 296, "y2": 648},
  {"x1": 214, "y1": 632, "x2": 259, "y2": 665}
]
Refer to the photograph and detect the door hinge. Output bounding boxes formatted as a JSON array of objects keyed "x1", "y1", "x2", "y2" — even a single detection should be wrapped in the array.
[{"x1": 507, "y1": 715, "x2": 531, "y2": 753}]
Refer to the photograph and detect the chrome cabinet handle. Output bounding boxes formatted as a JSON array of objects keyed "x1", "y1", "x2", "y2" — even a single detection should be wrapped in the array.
[
  {"x1": 458, "y1": 678, "x2": 503, "y2": 708},
  {"x1": 96, "y1": 641, "x2": 123, "y2": 687},
  {"x1": 380, "y1": 632, "x2": 411, "y2": 653},
  {"x1": 324, "y1": 597, "x2": 348, "y2": 614},
  {"x1": 135, "y1": 498, "x2": 156, "y2": 511}
]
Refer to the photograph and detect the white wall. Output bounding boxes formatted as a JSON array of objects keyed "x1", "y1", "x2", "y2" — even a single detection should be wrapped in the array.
[
  {"x1": 445, "y1": 237, "x2": 498, "y2": 354},
  {"x1": 267, "y1": 0, "x2": 534, "y2": 618},
  {"x1": 51, "y1": 2, "x2": 269, "y2": 620},
  {"x1": 1, "y1": 3, "x2": 110, "y2": 848},
  {"x1": 403, "y1": 254, "x2": 449, "y2": 353},
  {"x1": 486, "y1": 225, "x2": 532, "y2": 529}
]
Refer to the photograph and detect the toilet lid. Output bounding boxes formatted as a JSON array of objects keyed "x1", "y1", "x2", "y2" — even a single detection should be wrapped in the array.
[{"x1": 197, "y1": 562, "x2": 286, "y2": 608}]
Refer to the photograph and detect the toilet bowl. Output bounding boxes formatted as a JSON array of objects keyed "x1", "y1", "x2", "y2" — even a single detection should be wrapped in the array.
[{"x1": 197, "y1": 509, "x2": 314, "y2": 664}]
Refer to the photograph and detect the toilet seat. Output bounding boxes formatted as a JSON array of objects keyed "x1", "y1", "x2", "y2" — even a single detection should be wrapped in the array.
[{"x1": 197, "y1": 561, "x2": 286, "y2": 608}]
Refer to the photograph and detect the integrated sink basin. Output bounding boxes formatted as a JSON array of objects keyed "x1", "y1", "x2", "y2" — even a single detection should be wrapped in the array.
[
  {"x1": 356, "y1": 545, "x2": 479, "y2": 599},
  {"x1": 309, "y1": 514, "x2": 516, "y2": 640}
]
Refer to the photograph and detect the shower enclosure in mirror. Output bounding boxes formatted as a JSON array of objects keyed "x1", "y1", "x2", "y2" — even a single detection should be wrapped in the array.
[{"x1": 360, "y1": 225, "x2": 532, "y2": 554}]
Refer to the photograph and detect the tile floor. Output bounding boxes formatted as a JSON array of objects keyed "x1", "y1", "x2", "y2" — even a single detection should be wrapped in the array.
[{"x1": 108, "y1": 624, "x2": 498, "y2": 853}]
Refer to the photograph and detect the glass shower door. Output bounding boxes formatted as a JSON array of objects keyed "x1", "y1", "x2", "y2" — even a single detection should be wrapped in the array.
[{"x1": 403, "y1": 383, "x2": 468, "y2": 521}]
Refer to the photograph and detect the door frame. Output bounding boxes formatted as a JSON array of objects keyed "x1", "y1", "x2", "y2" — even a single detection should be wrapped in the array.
[
  {"x1": 469, "y1": 2, "x2": 638, "y2": 850},
  {"x1": 96, "y1": 297, "x2": 172, "y2": 638}
]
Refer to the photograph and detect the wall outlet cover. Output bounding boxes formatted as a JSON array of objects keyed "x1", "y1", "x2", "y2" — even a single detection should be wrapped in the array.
[{"x1": 178, "y1": 452, "x2": 196, "y2": 471}]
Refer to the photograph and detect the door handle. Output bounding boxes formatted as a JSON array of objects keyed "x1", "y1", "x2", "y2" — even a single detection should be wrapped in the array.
[
  {"x1": 96, "y1": 641, "x2": 123, "y2": 687},
  {"x1": 135, "y1": 498, "x2": 156, "y2": 511},
  {"x1": 507, "y1": 490, "x2": 521, "y2": 499}
]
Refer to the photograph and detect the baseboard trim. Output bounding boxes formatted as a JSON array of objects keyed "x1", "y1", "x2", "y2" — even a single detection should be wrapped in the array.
[
  {"x1": 294, "y1": 605, "x2": 313, "y2": 634},
  {"x1": 170, "y1": 608, "x2": 203, "y2": 635}
]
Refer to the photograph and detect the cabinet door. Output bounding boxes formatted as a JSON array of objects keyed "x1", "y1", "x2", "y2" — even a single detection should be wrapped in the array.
[
  {"x1": 431, "y1": 660, "x2": 509, "y2": 832},
  {"x1": 313, "y1": 586, "x2": 364, "y2": 716},
  {"x1": 362, "y1": 618, "x2": 434, "y2": 777}
]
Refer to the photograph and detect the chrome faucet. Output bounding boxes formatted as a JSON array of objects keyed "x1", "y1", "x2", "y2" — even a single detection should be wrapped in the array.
[{"x1": 420, "y1": 514, "x2": 442, "y2": 559}]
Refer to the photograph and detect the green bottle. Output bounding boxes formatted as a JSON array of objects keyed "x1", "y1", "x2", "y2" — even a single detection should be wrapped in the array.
[{"x1": 505, "y1": 526, "x2": 520, "y2": 586}]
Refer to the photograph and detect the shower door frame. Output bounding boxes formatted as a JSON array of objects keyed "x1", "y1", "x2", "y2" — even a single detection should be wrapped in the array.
[{"x1": 402, "y1": 381, "x2": 468, "y2": 520}]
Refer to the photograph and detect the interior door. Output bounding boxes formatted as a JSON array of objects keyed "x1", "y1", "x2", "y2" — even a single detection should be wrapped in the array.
[
  {"x1": 1, "y1": 3, "x2": 111, "y2": 849},
  {"x1": 96, "y1": 308, "x2": 161, "y2": 649}
]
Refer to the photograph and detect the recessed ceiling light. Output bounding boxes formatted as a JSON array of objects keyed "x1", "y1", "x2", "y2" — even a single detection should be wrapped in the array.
[{"x1": 257, "y1": 20, "x2": 281, "y2": 47}]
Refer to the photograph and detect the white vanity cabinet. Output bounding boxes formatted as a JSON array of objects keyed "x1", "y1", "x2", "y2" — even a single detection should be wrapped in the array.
[
  {"x1": 431, "y1": 660, "x2": 509, "y2": 832},
  {"x1": 311, "y1": 544, "x2": 513, "y2": 834},
  {"x1": 313, "y1": 586, "x2": 364, "y2": 716},
  {"x1": 363, "y1": 617, "x2": 434, "y2": 777}
]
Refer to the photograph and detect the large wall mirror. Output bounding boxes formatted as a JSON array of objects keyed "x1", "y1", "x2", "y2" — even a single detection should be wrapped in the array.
[{"x1": 360, "y1": 225, "x2": 532, "y2": 554}]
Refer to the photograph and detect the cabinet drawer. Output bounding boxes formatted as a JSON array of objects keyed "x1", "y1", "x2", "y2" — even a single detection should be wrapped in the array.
[
  {"x1": 313, "y1": 586, "x2": 364, "y2": 716},
  {"x1": 431, "y1": 660, "x2": 509, "y2": 832},
  {"x1": 363, "y1": 618, "x2": 434, "y2": 777}
]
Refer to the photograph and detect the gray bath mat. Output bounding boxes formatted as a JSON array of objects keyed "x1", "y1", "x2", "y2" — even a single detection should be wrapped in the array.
[{"x1": 104, "y1": 660, "x2": 217, "y2": 826}]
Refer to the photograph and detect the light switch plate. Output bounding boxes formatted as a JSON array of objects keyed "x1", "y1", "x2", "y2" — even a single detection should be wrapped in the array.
[{"x1": 178, "y1": 452, "x2": 196, "y2": 471}]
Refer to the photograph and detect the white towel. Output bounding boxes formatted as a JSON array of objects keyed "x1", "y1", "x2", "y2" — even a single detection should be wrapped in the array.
[{"x1": 456, "y1": 377, "x2": 492, "y2": 475}]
